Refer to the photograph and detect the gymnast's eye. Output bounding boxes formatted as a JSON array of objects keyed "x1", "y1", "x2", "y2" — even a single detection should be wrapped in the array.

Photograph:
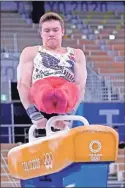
[
  {"x1": 53, "y1": 29, "x2": 58, "y2": 32},
  {"x1": 44, "y1": 29, "x2": 50, "y2": 32}
]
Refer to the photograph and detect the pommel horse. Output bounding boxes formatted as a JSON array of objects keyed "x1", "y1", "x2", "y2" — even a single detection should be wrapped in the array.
[{"x1": 8, "y1": 115, "x2": 118, "y2": 187}]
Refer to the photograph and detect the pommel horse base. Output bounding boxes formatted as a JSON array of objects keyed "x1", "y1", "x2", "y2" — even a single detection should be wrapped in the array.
[{"x1": 8, "y1": 115, "x2": 118, "y2": 187}]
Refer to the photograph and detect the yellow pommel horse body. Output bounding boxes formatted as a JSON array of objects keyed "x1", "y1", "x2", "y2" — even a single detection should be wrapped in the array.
[{"x1": 8, "y1": 115, "x2": 118, "y2": 187}]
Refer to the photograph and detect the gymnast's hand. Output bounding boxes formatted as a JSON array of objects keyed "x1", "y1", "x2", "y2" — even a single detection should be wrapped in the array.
[
  {"x1": 53, "y1": 120, "x2": 68, "y2": 130},
  {"x1": 32, "y1": 118, "x2": 48, "y2": 129}
]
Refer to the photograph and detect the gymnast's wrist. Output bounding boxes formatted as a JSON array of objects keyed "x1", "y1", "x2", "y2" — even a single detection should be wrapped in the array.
[
  {"x1": 66, "y1": 109, "x2": 76, "y2": 115},
  {"x1": 26, "y1": 105, "x2": 44, "y2": 121}
]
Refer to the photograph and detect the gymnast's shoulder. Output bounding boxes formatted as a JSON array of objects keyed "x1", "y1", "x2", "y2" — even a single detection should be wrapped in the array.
[
  {"x1": 71, "y1": 47, "x2": 86, "y2": 61},
  {"x1": 19, "y1": 45, "x2": 39, "y2": 62}
]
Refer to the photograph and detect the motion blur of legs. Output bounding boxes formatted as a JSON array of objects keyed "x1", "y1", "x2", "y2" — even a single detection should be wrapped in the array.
[{"x1": 1, "y1": 1, "x2": 125, "y2": 188}]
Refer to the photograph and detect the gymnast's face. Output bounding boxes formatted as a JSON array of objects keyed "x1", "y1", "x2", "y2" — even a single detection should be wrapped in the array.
[{"x1": 40, "y1": 20, "x2": 64, "y2": 49}]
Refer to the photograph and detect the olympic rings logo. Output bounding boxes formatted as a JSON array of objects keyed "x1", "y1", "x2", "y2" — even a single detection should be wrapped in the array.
[
  {"x1": 43, "y1": 152, "x2": 53, "y2": 169},
  {"x1": 89, "y1": 140, "x2": 102, "y2": 153}
]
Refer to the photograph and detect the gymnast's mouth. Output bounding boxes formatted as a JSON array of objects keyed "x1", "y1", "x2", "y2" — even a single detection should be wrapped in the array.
[{"x1": 48, "y1": 38, "x2": 56, "y2": 41}]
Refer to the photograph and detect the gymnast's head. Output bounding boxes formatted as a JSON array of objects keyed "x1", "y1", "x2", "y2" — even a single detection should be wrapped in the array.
[{"x1": 39, "y1": 12, "x2": 65, "y2": 49}]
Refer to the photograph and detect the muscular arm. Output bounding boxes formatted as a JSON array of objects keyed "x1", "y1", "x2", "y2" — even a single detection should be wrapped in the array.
[
  {"x1": 17, "y1": 46, "x2": 47, "y2": 128},
  {"x1": 17, "y1": 47, "x2": 34, "y2": 109},
  {"x1": 74, "y1": 49, "x2": 87, "y2": 102}
]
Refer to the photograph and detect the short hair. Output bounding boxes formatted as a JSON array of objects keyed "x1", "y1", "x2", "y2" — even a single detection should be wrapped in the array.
[{"x1": 39, "y1": 12, "x2": 64, "y2": 30}]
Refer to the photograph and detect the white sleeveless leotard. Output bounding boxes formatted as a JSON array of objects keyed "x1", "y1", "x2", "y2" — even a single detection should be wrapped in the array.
[{"x1": 32, "y1": 46, "x2": 76, "y2": 84}]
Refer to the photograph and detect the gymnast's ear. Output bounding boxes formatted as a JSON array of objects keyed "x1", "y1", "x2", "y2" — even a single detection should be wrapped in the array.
[{"x1": 62, "y1": 27, "x2": 65, "y2": 37}]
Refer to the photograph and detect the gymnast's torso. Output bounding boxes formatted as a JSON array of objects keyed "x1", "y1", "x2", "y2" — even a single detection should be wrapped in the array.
[{"x1": 32, "y1": 46, "x2": 76, "y2": 84}]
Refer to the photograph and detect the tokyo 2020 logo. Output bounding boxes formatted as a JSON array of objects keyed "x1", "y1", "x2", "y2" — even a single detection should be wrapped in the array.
[{"x1": 89, "y1": 140, "x2": 102, "y2": 153}]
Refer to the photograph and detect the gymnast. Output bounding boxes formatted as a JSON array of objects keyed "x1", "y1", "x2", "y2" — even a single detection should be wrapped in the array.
[{"x1": 17, "y1": 12, "x2": 87, "y2": 130}]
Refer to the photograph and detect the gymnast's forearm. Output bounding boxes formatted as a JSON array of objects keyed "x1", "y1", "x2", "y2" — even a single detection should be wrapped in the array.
[
  {"x1": 17, "y1": 82, "x2": 46, "y2": 122},
  {"x1": 66, "y1": 86, "x2": 84, "y2": 116},
  {"x1": 17, "y1": 83, "x2": 33, "y2": 110},
  {"x1": 76, "y1": 83, "x2": 86, "y2": 101}
]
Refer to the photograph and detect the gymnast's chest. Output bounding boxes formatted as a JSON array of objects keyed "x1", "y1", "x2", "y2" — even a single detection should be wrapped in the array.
[{"x1": 33, "y1": 51, "x2": 75, "y2": 75}]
